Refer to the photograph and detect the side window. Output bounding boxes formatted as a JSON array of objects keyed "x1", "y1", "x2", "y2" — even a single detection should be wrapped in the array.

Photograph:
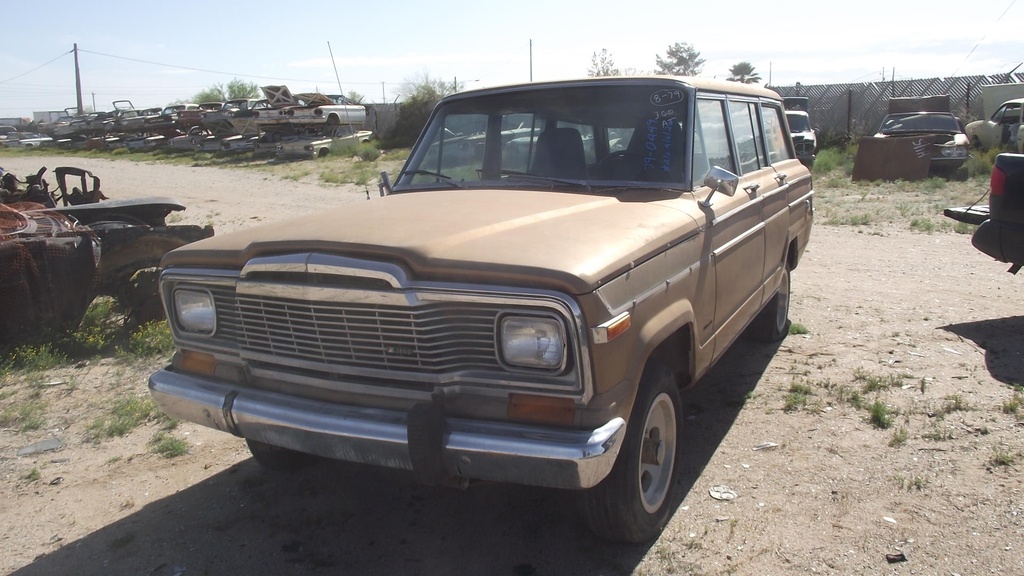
[
  {"x1": 1002, "y1": 104, "x2": 1021, "y2": 124},
  {"x1": 501, "y1": 114, "x2": 538, "y2": 173},
  {"x1": 694, "y1": 99, "x2": 735, "y2": 179},
  {"x1": 761, "y1": 104, "x2": 792, "y2": 164},
  {"x1": 728, "y1": 101, "x2": 764, "y2": 174}
]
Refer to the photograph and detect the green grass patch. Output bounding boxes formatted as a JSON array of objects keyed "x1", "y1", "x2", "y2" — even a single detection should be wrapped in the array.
[
  {"x1": 889, "y1": 426, "x2": 909, "y2": 447},
  {"x1": 22, "y1": 468, "x2": 41, "y2": 482},
  {"x1": 909, "y1": 218, "x2": 936, "y2": 233},
  {"x1": 0, "y1": 398, "x2": 47, "y2": 432},
  {"x1": 990, "y1": 446, "x2": 1019, "y2": 467},
  {"x1": 788, "y1": 323, "x2": 809, "y2": 335},
  {"x1": 88, "y1": 396, "x2": 157, "y2": 439},
  {"x1": 783, "y1": 381, "x2": 813, "y2": 412},
  {"x1": 853, "y1": 368, "x2": 903, "y2": 393},
  {"x1": 149, "y1": 431, "x2": 189, "y2": 458},
  {"x1": 937, "y1": 394, "x2": 971, "y2": 416}
]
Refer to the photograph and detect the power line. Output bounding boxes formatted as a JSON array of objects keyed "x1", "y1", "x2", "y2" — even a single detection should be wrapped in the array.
[
  {"x1": 950, "y1": 0, "x2": 1016, "y2": 77},
  {"x1": 78, "y1": 49, "x2": 390, "y2": 86},
  {"x1": 0, "y1": 50, "x2": 72, "y2": 84},
  {"x1": 79, "y1": 49, "x2": 327, "y2": 84}
]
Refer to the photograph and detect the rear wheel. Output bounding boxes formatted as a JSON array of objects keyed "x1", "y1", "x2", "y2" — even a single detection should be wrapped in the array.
[
  {"x1": 581, "y1": 363, "x2": 681, "y2": 543},
  {"x1": 748, "y1": 267, "x2": 791, "y2": 342},
  {"x1": 246, "y1": 438, "x2": 317, "y2": 472}
]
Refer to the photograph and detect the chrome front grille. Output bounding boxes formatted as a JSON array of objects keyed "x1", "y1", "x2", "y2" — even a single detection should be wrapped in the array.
[{"x1": 212, "y1": 288, "x2": 503, "y2": 374}]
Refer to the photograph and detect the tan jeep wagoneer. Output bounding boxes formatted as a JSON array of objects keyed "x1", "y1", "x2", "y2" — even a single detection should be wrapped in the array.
[{"x1": 150, "y1": 76, "x2": 814, "y2": 543}]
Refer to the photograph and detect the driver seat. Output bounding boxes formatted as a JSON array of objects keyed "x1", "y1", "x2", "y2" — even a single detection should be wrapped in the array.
[{"x1": 530, "y1": 127, "x2": 587, "y2": 179}]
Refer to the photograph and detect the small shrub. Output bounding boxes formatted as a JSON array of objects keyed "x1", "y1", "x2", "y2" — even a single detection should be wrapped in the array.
[
  {"x1": 355, "y1": 143, "x2": 381, "y2": 162},
  {"x1": 990, "y1": 446, "x2": 1019, "y2": 467},
  {"x1": 22, "y1": 468, "x2": 41, "y2": 482},
  {"x1": 868, "y1": 400, "x2": 893, "y2": 429},
  {"x1": 126, "y1": 321, "x2": 174, "y2": 357},
  {"x1": 149, "y1": 432, "x2": 189, "y2": 458},
  {"x1": 783, "y1": 382, "x2": 813, "y2": 412},
  {"x1": 1001, "y1": 392, "x2": 1022, "y2": 415},
  {"x1": 788, "y1": 323, "x2": 809, "y2": 335},
  {"x1": 939, "y1": 394, "x2": 971, "y2": 415},
  {"x1": 889, "y1": 426, "x2": 908, "y2": 447},
  {"x1": 853, "y1": 368, "x2": 903, "y2": 392},
  {"x1": 3, "y1": 343, "x2": 66, "y2": 373}
]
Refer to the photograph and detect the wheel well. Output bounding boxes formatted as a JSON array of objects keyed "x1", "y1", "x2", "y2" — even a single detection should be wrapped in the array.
[
  {"x1": 787, "y1": 238, "x2": 800, "y2": 271},
  {"x1": 646, "y1": 325, "x2": 693, "y2": 389}
]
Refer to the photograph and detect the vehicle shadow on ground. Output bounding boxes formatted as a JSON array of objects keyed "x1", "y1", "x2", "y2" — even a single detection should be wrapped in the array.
[
  {"x1": 12, "y1": 339, "x2": 779, "y2": 576},
  {"x1": 941, "y1": 315, "x2": 1024, "y2": 386}
]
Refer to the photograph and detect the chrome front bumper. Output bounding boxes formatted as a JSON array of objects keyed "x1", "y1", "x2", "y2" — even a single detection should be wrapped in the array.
[{"x1": 148, "y1": 368, "x2": 625, "y2": 489}]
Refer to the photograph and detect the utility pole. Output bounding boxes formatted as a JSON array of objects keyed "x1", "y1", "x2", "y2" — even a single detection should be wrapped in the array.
[
  {"x1": 529, "y1": 40, "x2": 533, "y2": 82},
  {"x1": 74, "y1": 43, "x2": 83, "y2": 114}
]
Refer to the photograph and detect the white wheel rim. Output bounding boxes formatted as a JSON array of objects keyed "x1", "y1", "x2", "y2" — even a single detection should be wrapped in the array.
[
  {"x1": 638, "y1": 392, "x2": 677, "y2": 514},
  {"x1": 775, "y1": 271, "x2": 791, "y2": 334}
]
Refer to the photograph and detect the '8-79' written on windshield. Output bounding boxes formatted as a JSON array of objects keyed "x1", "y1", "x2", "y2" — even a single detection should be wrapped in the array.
[{"x1": 643, "y1": 89, "x2": 684, "y2": 173}]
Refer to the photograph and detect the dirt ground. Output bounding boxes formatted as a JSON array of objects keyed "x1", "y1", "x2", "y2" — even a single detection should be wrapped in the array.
[{"x1": 0, "y1": 155, "x2": 1021, "y2": 576}]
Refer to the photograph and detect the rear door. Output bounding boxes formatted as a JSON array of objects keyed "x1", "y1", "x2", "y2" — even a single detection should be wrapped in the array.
[{"x1": 693, "y1": 97, "x2": 766, "y2": 355}]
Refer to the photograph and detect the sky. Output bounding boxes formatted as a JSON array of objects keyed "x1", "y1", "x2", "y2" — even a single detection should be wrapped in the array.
[{"x1": 0, "y1": 0, "x2": 1020, "y2": 119}]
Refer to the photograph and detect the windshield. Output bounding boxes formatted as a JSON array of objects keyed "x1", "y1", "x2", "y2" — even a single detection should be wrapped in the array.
[
  {"x1": 394, "y1": 82, "x2": 692, "y2": 192},
  {"x1": 786, "y1": 112, "x2": 811, "y2": 132},
  {"x1": 878, "y1": 113, "x2": 960, "y2": 134}
]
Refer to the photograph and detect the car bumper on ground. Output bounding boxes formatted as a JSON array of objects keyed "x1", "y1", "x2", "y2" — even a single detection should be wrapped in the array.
[{"x1": 149, "y1": 368, "x2": 625, "y2": 489}]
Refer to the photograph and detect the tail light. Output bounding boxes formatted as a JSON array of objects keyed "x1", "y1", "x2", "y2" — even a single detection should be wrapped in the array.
[{"x1": 991, "y1": 164, "x2": 1006, "y2": 197}]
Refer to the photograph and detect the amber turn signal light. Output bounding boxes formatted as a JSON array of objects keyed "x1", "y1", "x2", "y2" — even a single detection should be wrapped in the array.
[
  {"x1": 178, "y1": 349, "x2": 217, "y2": 376},
  {"x1": 507, "y1": 393, "x2": 576, "y2": 425}
]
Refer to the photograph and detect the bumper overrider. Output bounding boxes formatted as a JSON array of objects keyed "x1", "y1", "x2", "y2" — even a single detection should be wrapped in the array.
[
  {"x1": 149, "y1": 368, "x2": 626, "y2": 489},
  {"x1": 972, "y1": 218, "x2": 1024, "y2": 270}
]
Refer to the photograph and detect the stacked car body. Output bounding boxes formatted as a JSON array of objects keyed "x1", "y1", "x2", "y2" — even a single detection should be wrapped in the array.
[{"x1": 28, "y1": 86, "x2": 372, "y2": 157}]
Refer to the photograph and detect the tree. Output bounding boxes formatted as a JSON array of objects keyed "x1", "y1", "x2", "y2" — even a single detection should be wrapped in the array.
[
  {"x1": 588, "y1": 49, "x2": 620, "y2": 77},
  {"x1": 190, "y1": 78, "x2": 260, "y2": 103},
  {"x1": 345, "y1": 91, "x2": 366, "y2": 104},
  {"x1": 655, "y1": 43, "x2": 705, "y2": 76},
  {"x1": 727, "y1": 62, "x2": 762, "y2": 84},
  {"x1": 382, "y1": 73, "x2": 463, "y2": 148}
]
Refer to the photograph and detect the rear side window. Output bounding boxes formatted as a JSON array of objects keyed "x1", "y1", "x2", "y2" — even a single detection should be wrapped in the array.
[
  {"x1": 729, "y1": 101, "x2": 765, "y2": 175},
  {"x1": 694, "y1": 99, "x2": 736, "y2": 179},
  {"x1": 761, "y1": 104, "x2": 792, "y2": 164}
]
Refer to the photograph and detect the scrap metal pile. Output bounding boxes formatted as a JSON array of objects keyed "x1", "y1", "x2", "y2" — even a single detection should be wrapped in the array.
[
  {"x1": 0, "y1": 166, "x2": 213, "y2": 345},
  {"x1": 37, "y1": 85, "x2": 372, "y2": 158}
]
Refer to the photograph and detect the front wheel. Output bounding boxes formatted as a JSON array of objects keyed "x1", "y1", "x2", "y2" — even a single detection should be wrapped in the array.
[{"x1": 580, "y1": 363, "x2": 682, "y2": 543}]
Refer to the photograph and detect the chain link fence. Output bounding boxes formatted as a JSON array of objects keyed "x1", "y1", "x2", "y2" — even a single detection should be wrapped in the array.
[{"x1": 770, "y1": 73, "x2": 1024, "y2": 145}]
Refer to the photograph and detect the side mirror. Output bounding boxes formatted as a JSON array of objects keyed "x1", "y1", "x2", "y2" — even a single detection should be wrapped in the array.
[
  {"x1": 378, "y1": 171, "x2": 392, "y2": 197},
  {"x1": 700, "y1": 166, "x2": 739, "y2": 207}
]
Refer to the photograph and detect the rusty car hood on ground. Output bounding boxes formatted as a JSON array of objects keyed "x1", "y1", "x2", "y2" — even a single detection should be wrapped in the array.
[{"x1": 161, "y1": 188, "x2": 704, "y2": 294}]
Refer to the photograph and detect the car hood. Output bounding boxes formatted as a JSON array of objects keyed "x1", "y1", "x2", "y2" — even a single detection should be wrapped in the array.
[{"x1": 162, "y1": 188, "x2": 704, "y2": 295}]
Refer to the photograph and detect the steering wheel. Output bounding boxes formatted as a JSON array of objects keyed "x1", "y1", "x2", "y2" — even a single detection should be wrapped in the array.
[{"x1": 597, "y1": 150, "x2": 644, "y2": 179}]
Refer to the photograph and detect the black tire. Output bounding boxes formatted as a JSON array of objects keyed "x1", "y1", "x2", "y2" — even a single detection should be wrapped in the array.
[
  {"x1": 748, "y1": 266, "x2": 791, "y2": 342},
  {"x1": 580, "y1": 363, "x2": 682, "y2": 543},
  {"x1": 246, "y1": 438, "x2": 318, "y2": 472}
]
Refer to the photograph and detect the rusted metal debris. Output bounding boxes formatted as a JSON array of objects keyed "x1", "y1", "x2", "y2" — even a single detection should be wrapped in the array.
[{"x1": 0, "y1": 166, "x2": 213, "y2": 344}]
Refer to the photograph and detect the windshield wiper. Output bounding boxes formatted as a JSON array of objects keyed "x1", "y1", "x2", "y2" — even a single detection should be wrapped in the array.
[
  {"x1": 497, "y1": 170, "x2": 591, "y2": 192},
  {"x1": 399, "y1": 169, "x2": 465, "y2": 188}
]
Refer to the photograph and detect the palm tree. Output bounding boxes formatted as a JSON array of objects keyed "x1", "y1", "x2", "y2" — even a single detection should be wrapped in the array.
[{"x1": 727, "y1": 62, "x2": 762, "y2": 84}]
